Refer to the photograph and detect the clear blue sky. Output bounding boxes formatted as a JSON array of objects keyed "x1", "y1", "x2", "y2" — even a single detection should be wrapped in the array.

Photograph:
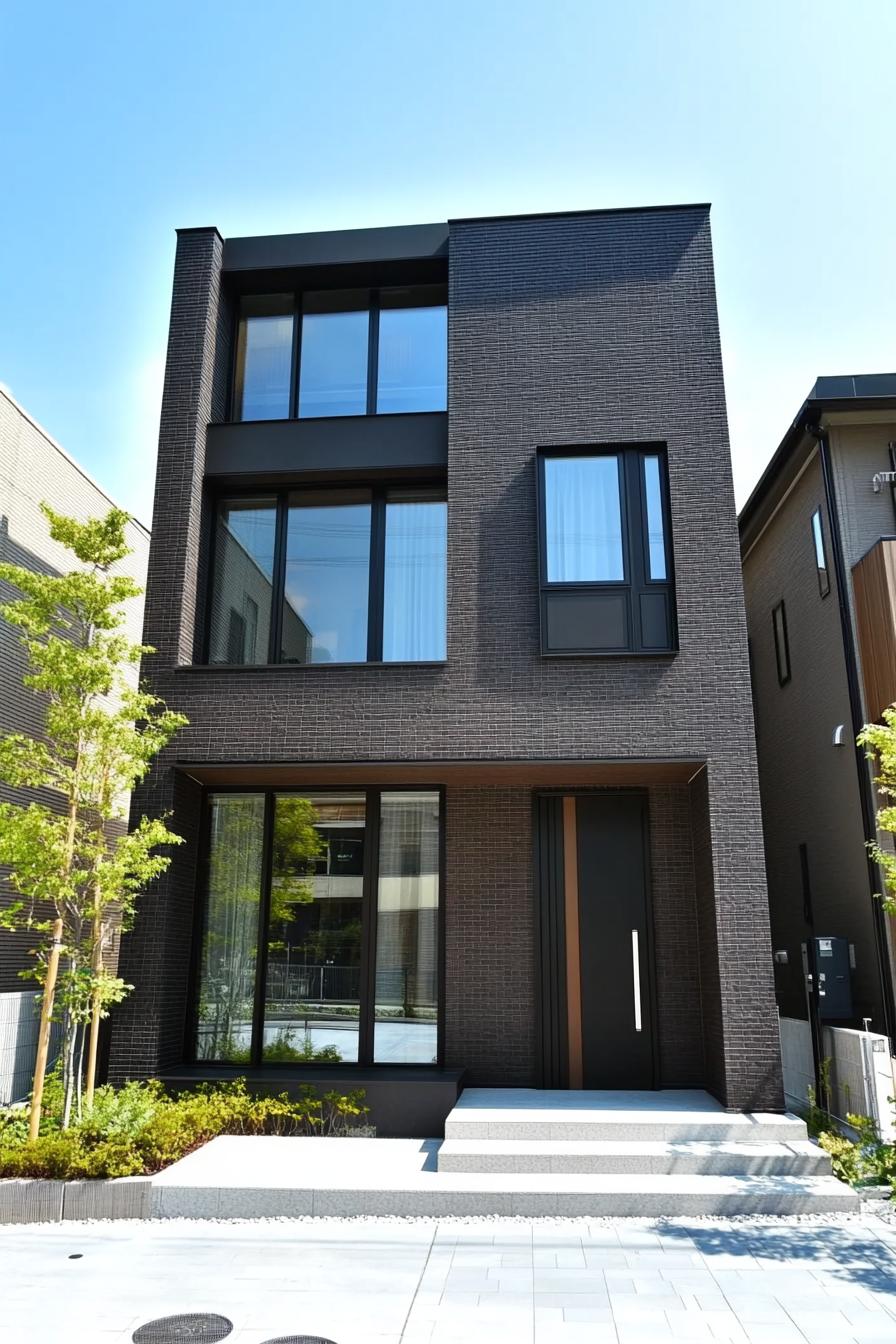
[{"x1": 2, "y1": 0, "x2": 893, "y2": 527}]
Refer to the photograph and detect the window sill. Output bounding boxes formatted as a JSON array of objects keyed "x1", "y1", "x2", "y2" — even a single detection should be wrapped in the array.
[
  {"x1": 214, "y1": 408, "x2": 447, "y2": 427},
  {"x1": 176, "y1": 661, "x2": 448, "y2": 673},
  {"x1": 540, "y1": 648, "x2": 678, "y2": 659}
]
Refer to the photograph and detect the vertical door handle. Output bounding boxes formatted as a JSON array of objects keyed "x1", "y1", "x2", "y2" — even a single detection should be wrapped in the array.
[{"x1": 631, "y1": 929, "x2": 643, "y2": 1032}]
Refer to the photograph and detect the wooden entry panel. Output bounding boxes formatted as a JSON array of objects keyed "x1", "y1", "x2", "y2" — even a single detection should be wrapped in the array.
[{"x1": 575, "y1": 793, "x2": 655, "y2": 1089}]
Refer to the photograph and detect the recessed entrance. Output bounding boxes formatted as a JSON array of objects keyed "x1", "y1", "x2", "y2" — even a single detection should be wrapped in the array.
[{"x1": 536, "y1": 790, "x2": 656, "y2": 1089}]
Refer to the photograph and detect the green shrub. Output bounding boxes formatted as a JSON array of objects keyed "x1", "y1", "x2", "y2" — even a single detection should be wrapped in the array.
[
  {"x1": 76, "y1": 1079, "x2": 164, "y2": 1141},
  {"x1": 818, "y1": 1111, "x2": 896, "y2": 1188},
  {"x1": 0, "y1": 1077, "x2": 370, "y2": 1180},
  {"x1": 0, "y1": 1106, "x2": 28, "y2": 1146}
]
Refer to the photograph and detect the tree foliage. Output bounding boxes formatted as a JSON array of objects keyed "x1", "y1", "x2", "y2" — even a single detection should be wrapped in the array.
[
  {"x1": 0, "y1": 504, "x2": 186, "y2": 1131},
  {"x1": 858, "y1": 704, "x2": 896, "y2": 915}
]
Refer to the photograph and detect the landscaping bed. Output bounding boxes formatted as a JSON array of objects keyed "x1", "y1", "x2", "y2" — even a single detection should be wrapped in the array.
[{"x1": 0, "y1": 1076, "x2": 370, "y2": 1183}]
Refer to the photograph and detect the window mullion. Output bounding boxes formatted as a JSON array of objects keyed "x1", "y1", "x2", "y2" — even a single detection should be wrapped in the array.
[{"x1": 269, "y1": 494, "x2": 289, "y2": 664}]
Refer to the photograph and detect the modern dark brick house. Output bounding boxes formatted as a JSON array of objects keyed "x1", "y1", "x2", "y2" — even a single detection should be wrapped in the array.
[
  {"x1": 740, "y1": 375, "x2": 896, "y2": 1062},
  {"x1": 108, "y1": 204, "x2": 784, "y2": 1134}
]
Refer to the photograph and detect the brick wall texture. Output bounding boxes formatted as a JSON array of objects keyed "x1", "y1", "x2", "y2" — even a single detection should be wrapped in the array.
[{"x1": 110, "y1": 208, "x2": 783, "y2": 1109}]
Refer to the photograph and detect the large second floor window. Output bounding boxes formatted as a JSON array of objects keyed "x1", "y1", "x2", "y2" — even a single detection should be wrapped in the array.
[
  {"x1": 206, "y1": 487, "x2": 447, "y2": 666},
  {"x1": 233, "y1": 286, "x2": 447, "y2": 422},
  {"x1": 536, "y1": 445, "x2": 676, "y2": 655}
]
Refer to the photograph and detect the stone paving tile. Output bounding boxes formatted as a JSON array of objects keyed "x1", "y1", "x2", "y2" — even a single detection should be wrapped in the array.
[{"x1": 9, "y1": 1215, "x2": 896, "y2": 1343}]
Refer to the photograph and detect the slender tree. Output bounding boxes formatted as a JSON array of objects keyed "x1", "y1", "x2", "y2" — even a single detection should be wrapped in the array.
[
  {"x1": 0, "y1": 505, "x2": 186, "y2": 1134},
  {"x1": 859, "y1": 704, "x2": 896, "y2": 914}
]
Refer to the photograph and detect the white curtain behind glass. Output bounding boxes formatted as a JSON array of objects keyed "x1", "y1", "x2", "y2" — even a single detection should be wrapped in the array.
[
  {"x1": 544, "y1": 456, "x2": 623, "y2": 582},
  {"x1": 383, "y1": 499, "x2": 447, "y2": 661}
]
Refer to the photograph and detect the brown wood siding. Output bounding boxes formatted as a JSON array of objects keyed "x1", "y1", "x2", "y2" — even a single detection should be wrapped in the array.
[{"x1": 852, "y1": 539, "x2": 896, "y2": 721}]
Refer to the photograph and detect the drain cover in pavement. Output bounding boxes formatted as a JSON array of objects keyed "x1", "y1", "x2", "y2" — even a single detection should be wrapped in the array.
[
  {"x1": 132, "y1": 1315, "x2": 233, "y2": 1343},
  {"x1": 259, "y1": 1338, "x2": 338, "y2": 1343}
]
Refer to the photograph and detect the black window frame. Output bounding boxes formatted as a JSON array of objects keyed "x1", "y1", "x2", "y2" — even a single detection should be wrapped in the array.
[
  {"x1": 772, "y1": 599, "x2": 791, "y2": 686},
  {"x1": 203, "y1": 483, "x2": 448, "y2": 667},
  {"x1": 230, "y1": 284, "x2": 448, "y2": 424},
  {"x1": 186, "y1": 783, "x2": 446, "y2": 1071},
  {"x1": 535, "y1": 443, "x2": 677, "y2": 656},
  {"x1": 811, "y1": 507, "x2": 831, "y2": 599}
]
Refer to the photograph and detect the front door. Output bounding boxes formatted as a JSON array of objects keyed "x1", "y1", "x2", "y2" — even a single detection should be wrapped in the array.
[
  {"x1": 535, "y1": 791, "x2": 656, "y2": 1089},
  {"x1": 572, "y1": 792, "x2": 655, "y2": 1089}
]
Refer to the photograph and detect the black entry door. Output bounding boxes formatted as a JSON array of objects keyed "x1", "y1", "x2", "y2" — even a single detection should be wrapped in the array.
[{"x1": 575, "y1": 793, "x2": 655, "y2": 1089}]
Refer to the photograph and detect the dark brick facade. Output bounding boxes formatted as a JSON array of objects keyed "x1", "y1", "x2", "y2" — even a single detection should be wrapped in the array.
[{"x1": 110, "y1": 207, "x2": 783, "y2": 1111}]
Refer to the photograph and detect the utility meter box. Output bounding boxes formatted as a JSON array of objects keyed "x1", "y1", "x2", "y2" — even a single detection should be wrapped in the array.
[{"x1": 814, "y1": 935, "x2": 853, "y2": 1020}]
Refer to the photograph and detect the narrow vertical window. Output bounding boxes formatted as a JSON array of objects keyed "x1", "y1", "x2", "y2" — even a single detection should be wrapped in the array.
[
  {"x1": 263, "y1": 793, "x2": 366, "y2": 1064},
  {"x1": 233, "y1": 296, "x2": 294, "y2": 421},
  {"x1": 643, "y1": 455, "x2": 667, "y2": 581},
  {"x1": 543, "y1": 455, "x2": 624, "y2": 582},
  {"x1": 374, "y1": 792, "x2": 440, "y2": 1063},
  {"x1": 298, "y1": 291, "x2": 369, "y2": 418},
  {"x1": 195, "y1": 794, "x2": 266, "y2": 1062},
  {"x1": 208, "y1": 498, "x2": 277, "y2": 664},
  {"x1": 383, "y1": 491, "x2": 447, "y2": 661},
  {"x1": 811, "y1": 508, "x2": 831, "y2": 598},
  {"x1": 772, "y1": 600, "x2": 791, "y2": 686},
  {"x1": 282, "y1": 491, "x2": 372, "y2": 663}
]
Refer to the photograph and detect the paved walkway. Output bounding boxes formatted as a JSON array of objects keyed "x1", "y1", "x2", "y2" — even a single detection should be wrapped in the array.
[{"x1": 4, "y1": 1214, "x2": 896, "y2": 1344}]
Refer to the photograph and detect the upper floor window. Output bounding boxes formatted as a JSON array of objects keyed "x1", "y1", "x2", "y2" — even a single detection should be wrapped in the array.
[
  {"x1": 772, "y1": 599, "x2": 791, "y2": 686},
  {"x1": 811, "y1": 508, "x2": 831, "y2": 598},
  {"x1": 536, "y1": 445, "x2": 675, "y2": 655},
  {"x1": 233, "y1": 286, "x2": 447, "y2": 422},
  {"x1": 233, "y1": 296, "x2": 295, "y2": 422},
  {"x1": 206, "y1": 487, "x2": 447, "y2": 666}
]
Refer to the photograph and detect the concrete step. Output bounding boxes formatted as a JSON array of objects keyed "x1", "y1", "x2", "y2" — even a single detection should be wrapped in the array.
[
  {"x1": 148, "y1": 1135, "x2": 859, "y2": 1219},
  {"x1": 437, "y1": 1138, "x2": 831, "y2": 1176},
  {"x1": 445, "y1": 1089, "x2": 809, "y2": 1144}
]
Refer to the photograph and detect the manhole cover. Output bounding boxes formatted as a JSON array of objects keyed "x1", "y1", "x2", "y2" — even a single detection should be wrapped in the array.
[
  {"x1": 260, "y1": 1337, "x2": 338, "y2": 1344},
  {"x1": 132, "y1": 1315, "x2": 233, "y2": 1343}
]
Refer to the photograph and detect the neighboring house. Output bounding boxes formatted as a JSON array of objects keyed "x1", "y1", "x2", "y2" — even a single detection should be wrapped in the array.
[
  {"x1": 740, "y1": 374, "x2": 896, "y2": 1048},
  {"x1": 108, "y1": 205, "x2": 783, "y2": 1135},
  {"x1": 0, "y1": 387, "x2": 149, "y2": 1102}
]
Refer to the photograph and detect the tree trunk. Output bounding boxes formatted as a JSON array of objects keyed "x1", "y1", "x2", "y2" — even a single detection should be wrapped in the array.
[
  {"x1": 28, "y1": 917, "x2": 63, "y2": 1143},
  {"x1": 61, "y1": 1006, "x2": 77, "y2": 1130},
  {"x1": 84, "y1": 911, "x2": 104, "y2": 1109}
]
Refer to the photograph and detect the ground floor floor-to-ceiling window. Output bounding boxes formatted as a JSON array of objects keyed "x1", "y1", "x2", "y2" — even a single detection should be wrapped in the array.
[{"x1": 192, "y1": 789, "x2": 441, "y2": 1067}]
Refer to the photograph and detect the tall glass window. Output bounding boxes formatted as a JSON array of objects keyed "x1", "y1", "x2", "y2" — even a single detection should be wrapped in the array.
[
  {"x1": 263, "y1": 794, "x2": 365, "y2": 1064},
  {"x1": 208, "y1": 498, "x2": 277, "y2": 664},
  {"x1": 234, "y1": 296, "x2": 294, "y2": 421},
  {"x1": 643, "y1": 455, "x2": 667, "y2": 581},
  {"x1": 298, "y1": 291, "x2": 369, "y2": 418},
  {"x1": 195, "y1": 794, "x2": 266, "y2": 1062},
  {"x1": 376, "y1": 290, "x2": 448, "y2": 414},
  {"x1": 383, "y1": 492, "x2": 447, "y2": 661},
  {"x1": 544, "y1": 455, "x2": 624, "y2": 582},
  {"x1": 282, "y1": 490, "x2": 371, "y2": 663},
  {"x1": 374, "y1": 792, "x2": 440, "y2": 1063}
]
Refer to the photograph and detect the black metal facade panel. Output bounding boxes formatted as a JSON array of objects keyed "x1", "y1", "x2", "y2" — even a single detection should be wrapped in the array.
[
  {"x1": 223, "y1": 223, "x2": 449, "y2": 273},
  {"x1": 205, "y1": 412, "x2": 448, "y2": 481}
]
